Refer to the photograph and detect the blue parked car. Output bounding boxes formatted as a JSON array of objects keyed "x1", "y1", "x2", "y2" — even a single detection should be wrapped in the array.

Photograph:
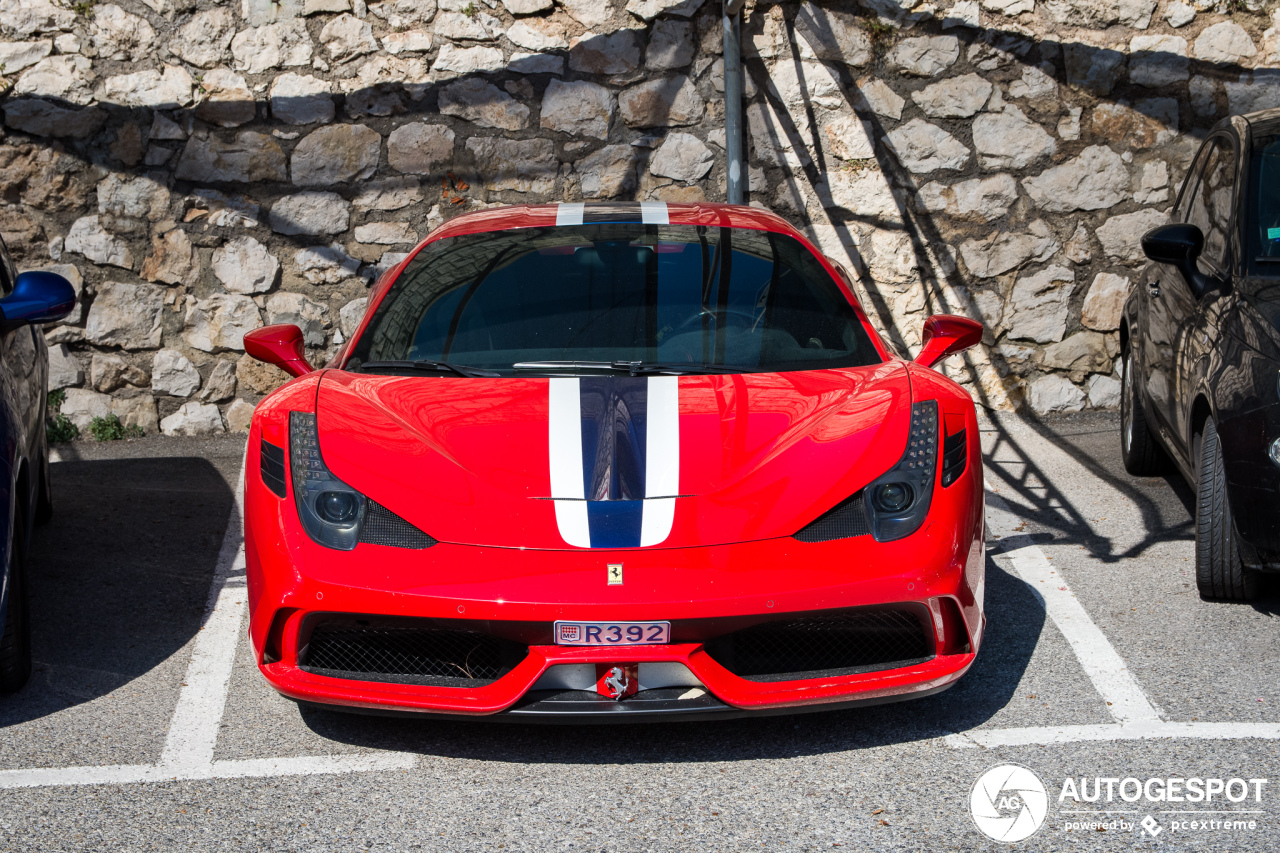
[{"x1": 0, "y1": 237, "x2": 76, "y2": 692}]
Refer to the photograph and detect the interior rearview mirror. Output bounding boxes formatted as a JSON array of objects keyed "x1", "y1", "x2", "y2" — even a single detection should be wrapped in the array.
[
  {"x1": 914, "y1": 314, "x2": 983, "y2": 369},
  {"x1": 243, "y1": 324, "x2": 315, "y2": 378}
]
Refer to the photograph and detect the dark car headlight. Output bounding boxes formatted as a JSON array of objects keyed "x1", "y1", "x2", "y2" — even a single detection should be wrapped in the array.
[
  {"x1": 290, "y1": 411, "x2": 367, "y2": 550},
  {"x1": 864, "y1": 400, "x2": 938, "y2": 542}
]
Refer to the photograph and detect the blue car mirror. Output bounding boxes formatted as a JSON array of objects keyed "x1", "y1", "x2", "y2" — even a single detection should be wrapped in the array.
[{"x1": 0, "y1": 271, "x2": 77, "y2": 325}]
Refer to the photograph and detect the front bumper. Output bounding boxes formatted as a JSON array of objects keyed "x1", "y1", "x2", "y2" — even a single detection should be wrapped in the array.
[
  {"x1": 244, "y1": 414, "x2": 986, "y2": 720},
  {"x1": 246, "y1": 528, "x2": 985, "y2": 719},
  {"x1": 261, "y1": 614, "x2": 979, "y2": 719}
]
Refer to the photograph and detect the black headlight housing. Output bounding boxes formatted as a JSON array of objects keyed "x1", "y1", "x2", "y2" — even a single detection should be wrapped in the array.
[
  {"x1": 864, "y1": 400, "x2": 938, "y2": 542},
  {"x1": 290, "y1": 411, "x2": 368, "y2": 551}
]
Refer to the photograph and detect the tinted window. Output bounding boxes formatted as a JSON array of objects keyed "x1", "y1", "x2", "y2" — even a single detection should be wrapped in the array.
[
  {"x1": 348, "y1": 224, "x2": 881, "y2": 375},
  {"x1": 1173, "y1": 145, "x2": 1210, "y2": 223},
  {"x1": 1246, "y1": 133, "x2": 1280, "y2": 272},
  {"x1": 1186, "y1": 136, "x2": 1235, "y2": 275}
]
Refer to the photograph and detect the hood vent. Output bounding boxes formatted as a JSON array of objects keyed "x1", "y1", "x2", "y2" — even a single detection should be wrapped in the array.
[
  {"x1": 793, "y1": 491, "x2": 870, "y2": 542},
  {"x1": 359, "y1": 500, "x2": 437, "y2": 549}
]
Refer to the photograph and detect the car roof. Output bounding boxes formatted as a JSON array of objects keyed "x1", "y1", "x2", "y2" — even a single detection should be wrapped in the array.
[
  {"x1": 421, "y1": 202, "x2": 806, "y2": 245},
  {"x1": 1237, "y1": 107, "x2": 1280, "y2": 135}
]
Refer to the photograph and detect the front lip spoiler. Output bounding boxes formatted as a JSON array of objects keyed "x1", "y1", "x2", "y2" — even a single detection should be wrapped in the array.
[
  {"x1": 297, "y1": 681, "x2": 959, "y2": 724},
  {"x1": 265, "y1": 643, "x2": 977, "y2": 717}
]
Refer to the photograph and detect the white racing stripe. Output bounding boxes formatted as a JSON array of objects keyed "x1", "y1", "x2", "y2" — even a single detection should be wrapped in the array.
[
  {"x1": 984, "y1": 490, "x2": 1162, "y2": 726},
  {"x1": 640, "y1": 201, "x2": 670, "y2": 225},
  {"x1": 640, "y1": 375, "x2": 679, "y2": 547},
  {"x1": 555, "y1": 202, "x2": 584, "y2": 226},
  {"x1": 548, "y1": 377, "x2": 590, "y2": 548}
]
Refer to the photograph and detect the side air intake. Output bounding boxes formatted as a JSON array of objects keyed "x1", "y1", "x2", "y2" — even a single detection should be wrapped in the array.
[
  {"x1": 941, "y1": 428, "x2": 967, "y2": 487},
  {"x1": 260, "y1": 439, "x2": 286, "y2": 498}
]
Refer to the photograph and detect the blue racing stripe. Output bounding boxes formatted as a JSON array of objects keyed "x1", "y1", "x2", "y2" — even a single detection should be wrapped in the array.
[
  {"x1": 579, "y1": 376, "x2": 647, "y2": 548},
  {"x1": 586, "y1": 501, "x2": 645, "y2": 549}
]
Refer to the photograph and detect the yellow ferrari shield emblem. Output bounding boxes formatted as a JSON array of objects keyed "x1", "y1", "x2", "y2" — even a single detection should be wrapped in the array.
[{"x1": 607, "y1": 563, "x2": 623, "y2": 585}]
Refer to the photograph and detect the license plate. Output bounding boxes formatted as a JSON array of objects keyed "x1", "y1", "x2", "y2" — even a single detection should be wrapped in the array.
[{"x1": 554, "y1": 620, "x2": 670, "y2": 646}]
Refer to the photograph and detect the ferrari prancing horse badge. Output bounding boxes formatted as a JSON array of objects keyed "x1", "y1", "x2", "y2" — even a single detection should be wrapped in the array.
[{"x1": 607, "y1": 563, "x2": 623, "y2": 585}]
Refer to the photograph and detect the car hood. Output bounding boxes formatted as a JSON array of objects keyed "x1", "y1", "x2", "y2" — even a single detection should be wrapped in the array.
[{"x1": 315, "y1": 362, "x2": 912, "y2": 550}]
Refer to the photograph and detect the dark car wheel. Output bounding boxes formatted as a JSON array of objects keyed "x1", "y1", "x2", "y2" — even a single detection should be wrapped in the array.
[
  {"x1": 1121, "y1": 349, "x2": 1169, "y2": 475},
  {"x1": 0, "y1": 512, "x2": 31, "y2": 693},
  {"x1": 1195, "y1": 419, "x2": 1260, "y2": 602}
]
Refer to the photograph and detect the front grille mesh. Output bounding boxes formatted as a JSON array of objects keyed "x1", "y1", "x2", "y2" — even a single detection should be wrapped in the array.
[
  {"x1": 793, "y1": 491, "x2": 870, "y2": 542},
  {"x1": 359, "y1": 500, "x2": 437, "y2": 549},
  {"x1": 301, "y1": 622, "x2": 525, "y2": 686},
  {"x1": 704, "y1": 610, "x2": 934, "y2": 682}
]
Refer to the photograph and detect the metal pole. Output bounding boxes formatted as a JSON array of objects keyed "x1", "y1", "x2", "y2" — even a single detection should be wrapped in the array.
[{"x1": 723, "y1": 0, "x2": 746, "y2": 205}]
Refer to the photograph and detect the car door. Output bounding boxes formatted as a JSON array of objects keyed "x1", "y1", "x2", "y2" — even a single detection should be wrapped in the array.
[
  {"x1": 1171, "y1": 135, "x2": 1238, "y2": 451},
  {"x1": 1141, "y1": 141, "x2": 1209, "y2": 446},
  {"x1": 1141, "y1": 135, "x2": 1236, "y2": 456}
]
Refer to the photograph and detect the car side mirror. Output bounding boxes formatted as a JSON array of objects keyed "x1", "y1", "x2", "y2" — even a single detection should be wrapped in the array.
[
  {"x1": 0, "y1": 271, "x2": 76, "y2": 325},
  {"x1": 244, "y1": 324, "x2": 315, "y2": 378},
  {"x1": 914, "y1": 314, "x2": 983, "y2": 369},
  {"x1": 1142, "y1": 223, "x2": 1213, "y2": 296}
]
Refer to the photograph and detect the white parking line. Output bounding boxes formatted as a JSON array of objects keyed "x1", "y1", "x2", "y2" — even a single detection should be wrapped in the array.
[
  {"x1": 983, "y1": 491, "x2": 1163, "y2": 726},
  {"x1": 0, "y1": 755, "x2": 420, "y2": 790},
  {"x1": 159, "y1": 463, "x2": 248, "y2": 771},
  {"x1": 7, "y1": 456, "x2": 1280, "y2": 785},
  {"x1": 947, "y1": 721, "x2": 1280, "y2": 749},
  {"x1": 0, "y1": 453, "x2": 418, "y2": 790},
  {"x1": 945, "y1": 490, "x2": 1280, "y2": 749}
]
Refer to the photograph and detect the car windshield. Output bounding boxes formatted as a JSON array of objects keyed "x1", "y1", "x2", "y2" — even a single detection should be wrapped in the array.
[
  {"x1": 1248, "y1": 133, "x2": 1280, "y2": 270},
  {"x1": 346, "y1": 223, "x2": 882, "y2": 376}
]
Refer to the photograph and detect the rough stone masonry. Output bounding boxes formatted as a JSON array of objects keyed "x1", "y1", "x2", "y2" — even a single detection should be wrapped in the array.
[{"x1": 0, "y1": 0, "x2": 1276, "y2": 432}]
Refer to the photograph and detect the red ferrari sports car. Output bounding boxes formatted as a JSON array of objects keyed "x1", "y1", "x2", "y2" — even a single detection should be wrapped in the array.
[{"x1": 242, "y1": 201, "x2": 986, "y2": 721}]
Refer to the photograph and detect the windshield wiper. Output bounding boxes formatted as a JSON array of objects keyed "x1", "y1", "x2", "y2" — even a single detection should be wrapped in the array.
[
  {"x1": 615, "y1": 360, "x2": 746, "y2": 375},
  {"x1": 1256, "y1": 256, "x2": 1280, "y2": 264},
  {"x1": 512, "y1": 360, "x2": 745, "y2": 376},
  {"x1": 357, "y1": 359, "x2": 500, "y2": 378}
]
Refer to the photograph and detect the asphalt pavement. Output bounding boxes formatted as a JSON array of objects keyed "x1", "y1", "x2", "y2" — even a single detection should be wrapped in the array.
[{"x1": 1, "y1": 415, "x2": 1279, "y2": 852}]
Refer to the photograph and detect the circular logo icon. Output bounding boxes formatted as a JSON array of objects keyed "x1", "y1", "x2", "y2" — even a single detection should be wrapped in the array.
[{"x1": 970, "y1": 764, "x2": 1049, "y2": 843}]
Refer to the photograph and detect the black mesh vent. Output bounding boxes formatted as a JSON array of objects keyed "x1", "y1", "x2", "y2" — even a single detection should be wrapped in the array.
[
  {"x1": 301, "y1": 621, "x2": 526, "y2": 686},
  {"x1": 703, "y1": 609, "x2": 934, "y2": 682},
  {"x1": 359, "y1": 500, "x2": 437, "y2": 549},
  {"x1": 793, "y1": 491, "x2": 870, "y2": 542},
  {"x1": 260, "y1": 439, "x2": 286, "y2": 498},
  {"x1": 941, "y1": 428, "x2": 967, "y2": 487}
]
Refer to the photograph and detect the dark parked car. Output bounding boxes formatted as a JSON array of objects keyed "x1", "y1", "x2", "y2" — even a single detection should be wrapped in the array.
[
  {"x1": 0, "y1": 238, "x2": 76, "y2": 691},
  {"x1": 1123, "y1": 108, "x2": 1280, "y2": 602}
]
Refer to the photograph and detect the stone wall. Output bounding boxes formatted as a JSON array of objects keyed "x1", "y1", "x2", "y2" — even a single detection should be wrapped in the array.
[{"x1": 0, "y1": 0, "x2": 1275, "y2": 433}]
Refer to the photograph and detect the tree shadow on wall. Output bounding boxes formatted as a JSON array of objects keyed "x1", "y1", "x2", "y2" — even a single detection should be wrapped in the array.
[{"x1": 744, "y1": 2, "x2": 1254, "y2": 575}]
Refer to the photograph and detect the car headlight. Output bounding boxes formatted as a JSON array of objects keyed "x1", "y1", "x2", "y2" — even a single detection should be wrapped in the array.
[
  {"x1": 290, "y1": 411, "x2": 367, "y2": 550},
  {"x1": 864, "y1": 400, "x2": 938, "y2": 542}
]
